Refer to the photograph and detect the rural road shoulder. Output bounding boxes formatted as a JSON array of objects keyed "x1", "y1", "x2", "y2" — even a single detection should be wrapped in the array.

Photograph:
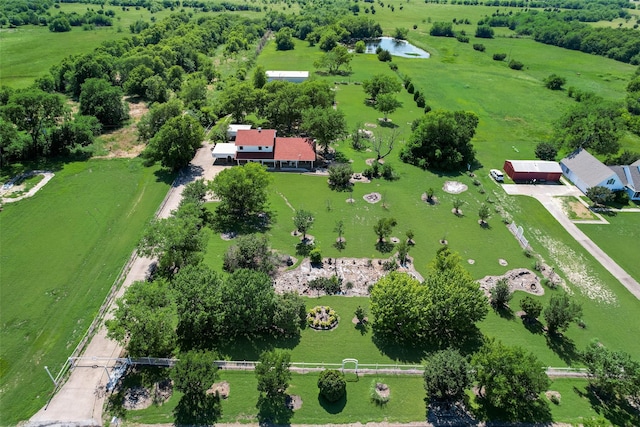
[
  {"x1": 25, "y1": 143, "x2": 228, "y2": 426},
  {"x1": 502, "y1": 184, "x2": 640, "y2": 300}
]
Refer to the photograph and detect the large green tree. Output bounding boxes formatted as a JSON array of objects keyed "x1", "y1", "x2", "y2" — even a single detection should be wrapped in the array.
[
  {"x1": 221, "y1": 269, "x2": 276, "y2": 337},
  {"x1": 1, "y1": 88, "x2": 68, "y2": 157},
  {"x1": 301, "y1": 106, "x2": 347, "y2": 154},
  {"x1": 106, "y1": 279, "x2": 177, "y2": 357},
  {"x1": 79, "y1": 78, "x2": 129, "y2": 127},
  {"x1": 370, "y1": 272, "x2": 425, "y2": 343},
  {"x1": 422, "y1": 247, "x2": 488, "y2": 340},
  {"x1": 172, "y1": 350, "x2": 222, "y2": 425},
  {"x1": 582, "y1": 341, "x2": 640, "y2": 404},
  {"x1": 138, "y1": 208, "x2": 207, "y2": 278},
  {"x1": 138, "y1": 99, "x2": 184, "y2": 142},
  {"x1": 220, "y1": 81, "x2": 256, "y2": 123},
  {"x1": 401, "y1": 110, "x2": 478, "y2": 171},
  {"x1": 209, "y1": 162, "x2": 273, "y2": 221},
  {"x1": 223, "y1": 234, "x2": 277, "y2": 276},
  {"x1": 423, "y1": 348, "x2": 473, "y2": 403},
  {"x1": 375, "y1": 93, "x2": 402, "y2": 121},
  {"x1": 313, "y1": 45, "x2": 353, "y2": 75},
  {"x1": 172, "y1": 265, "x2": 225, "y2": 347},
  {"x1": 544, "y1": 292, "x2": 582, "y2": 335},
  {"x1": 362, "y1": 74, "x2": 402, "y2": 102},
  {"x1": 256, "y1": 349, "x2": 292, "y2": 398},
  {"x1": 143, "y1": 115, "x2": 204, "y2": 171},
  {"x1": 554, "y1": 99, "x2": 624, "y2": 155},
  {"x1": 472, "y1": 338, "x2": 551, "y2": 420}
]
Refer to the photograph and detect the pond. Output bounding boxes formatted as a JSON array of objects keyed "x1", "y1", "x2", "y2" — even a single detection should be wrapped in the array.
[{"x1": 365, "y1": 37, "x2": 430, "y2": 59}]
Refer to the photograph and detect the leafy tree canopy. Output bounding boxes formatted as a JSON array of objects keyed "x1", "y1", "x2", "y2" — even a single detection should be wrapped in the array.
[
  {"x1": 256, "y1": 349, "x2": 292, "y2": 398},
  {"x1": 472, "y1": 338, "x2": 551, "y2": 420},
  {"x1": 143, "y1": 114, "x2": 204, "y2": 171},
  {"x1": 423, "y1": 348, "x2": 473, "y2": 403},
  {"x1": 209, "y1": 162, "x2": 273, "y2": 221},
  {"x1": 400, "y1": 110, "x2": 478, "y2": 171}
]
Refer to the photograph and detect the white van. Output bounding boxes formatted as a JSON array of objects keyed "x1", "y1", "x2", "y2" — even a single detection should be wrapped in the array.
[{"x1": 490, "y1": 169, "x2": 504, "y2": 182}]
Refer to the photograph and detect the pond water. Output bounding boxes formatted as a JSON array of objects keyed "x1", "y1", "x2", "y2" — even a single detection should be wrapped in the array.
[{"x1": 365, "y1": 37, "x2": 430, "y2": 59}]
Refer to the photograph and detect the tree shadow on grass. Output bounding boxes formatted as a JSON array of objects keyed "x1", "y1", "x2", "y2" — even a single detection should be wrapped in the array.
[
  {"x1": 522, "y1": 317, "x2": 545, "y2": 335},
  {"x1": 494, "y1": 305, "x2": 515, "y2": 321},
  {"x1": 575, "y1": 384, "x2": 640, "y2": 426},
  {"x1": 375, "y1": 240, "x2": 395, "y2": 253},
  {"x1": 318, "y1": 393, "x2": 347, "y2": 414},
  {"x1": 470, "y1": 394, "x2": 552, "y2": 423},
  {"x1": 379, "y1": 120, "x2": 398, "y2": 129},
  {"x1": 256, "y1": 394, "x2": 293, "y2": 426},
  {"x1": 355, "y1": 321, "x2": 369, "y2": 336},
  {"x1": 174, "y1": 392, "x2": 221, "y2": 426},
  {"x1": 545, "y1": 333, "x2": 580, "y2": 365},
  {"x1": 216, "y1": 333, "x2": 301, "y2": 361},
  {"x1": 371, "y1": 327, "x2": 484, "y2": 363},
  {"x1": 212, "y1": 210, "x2": 274, "y2": 235},
  {"x1": 153, "y1": 167, "x2": 178, "y2": 185}
]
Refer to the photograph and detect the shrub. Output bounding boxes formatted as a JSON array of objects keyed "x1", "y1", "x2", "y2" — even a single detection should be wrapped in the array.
[
  {"x1": 318, "y1": 370, "x2": 346, "y2": 402},
  {"x1": 381, "y1": 163, "x2": 397, "y2": 180},
  {"x1": 520, "y1": 296, "x2": 543, "y2": 320},
  {"x1": 354, "y1": 40, "x2": 366, "y2": 53},
  {"x1": 475, "y1": 25, "x2": 494, "y2": 38},
  {"x1": 370, "y1": 380, "x2": 390, "y2": 405},
  {"x1": 416, "y1": 94, "x2": 426, "y2": 108},
  {"x1": 377, "y1": 49, "x2": 392, "y2": 62},
  {"x1": 309, "y1": 248, "x2": 322, "y2": 265},
  {"x1": 544, "y1": 74, "x2": 567, "y2": 90},
  {"x1": 382, "y1": 257, "x2": 398, "y2": 271},
  {"x1": 456, "y1": 35, "x2": 469, "y2": 43},
  {"x1": 535, "y1": 142, "x2": 558, "y2": 161},
  {"x1": 490, "y1": 278, "x2": 512, "y2": 308},
  {"x1": 493, "y1": 53, "x2": 507, "y2": 61},
  {"x1": 407, "y1": 82, "x2": 415, "y2": 94},
  {"x1": 509, "y1": 60, "x2": 524, "y2": 70},
  {"x1": 473, "y1": 43, "x2": 485, "y2": 52}
]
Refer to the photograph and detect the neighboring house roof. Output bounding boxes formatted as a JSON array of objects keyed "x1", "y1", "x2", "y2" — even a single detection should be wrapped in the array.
[
  {"x1": 632, "y1": 159, "x2": 640, "y2": 167},
  {"x1": 235, "y1": 129, "x2": 276, "y2": 147},
  {"x1": 560, "y1": 148, "x2": 615, "y2": 188},
  {"x1": 274, "y1": 137, "x2": 315, "y2": 161},
  {"x1": 211, "y1": 143, "x2": 237, "y2": 157},
  {"x1": 611, "y1": 164, "x2": 640, "y2": 191},
  {"x1": 506, "y1": 160, "x2": 562, "y2": 173},
  {"x1": 266, "y1": 71, "x2": 309, "y2": 79},
  {"x1": 228, "y1": 124, "x2": 252, "y2": 133}
]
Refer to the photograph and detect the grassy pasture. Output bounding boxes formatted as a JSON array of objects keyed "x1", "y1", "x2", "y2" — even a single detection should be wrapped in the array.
[{"x1": 0, "y1": 159, "x2": 171, "y2": 424}]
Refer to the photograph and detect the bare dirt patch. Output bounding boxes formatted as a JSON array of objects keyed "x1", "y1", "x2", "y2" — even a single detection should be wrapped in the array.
[
  {"x1": 123, "y1": 387, "x2": 152, "y2": 410},
  {"x1": 94, "y1": 99, "x2": 148, "y2": 159},
  {"x1": 443, "y1": 181, "x2": 468, "y2": 194},
  {"x1": 207, "y1": 381, "x2": 230, "y2": 399},
  {"x1": 478, "y1": 268, "x2": 544, "y2": 297},
  {"x1": 286, "y1": 394, "x2": 302, "y2": 410},
  {"x1": 375, "y1": 383, "x2": 390, "y2": 399},
  {"x1": 545, "y1": 390, "x2": 561, "y2": 404}
]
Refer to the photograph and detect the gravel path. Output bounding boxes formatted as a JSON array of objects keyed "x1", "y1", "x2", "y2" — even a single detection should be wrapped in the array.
[
  {"x1": 502, "y1": 183, "x2": 640, "y2": 300},
  {"x1": 25, "y1": 143, "x2": 228, "y2": 427}
]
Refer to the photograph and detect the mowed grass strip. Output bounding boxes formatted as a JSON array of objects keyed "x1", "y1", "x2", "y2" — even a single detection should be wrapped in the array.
[
  {"x1": 0, "y1": 159, "x2": 171, "y2": 424},
  {"x1": 125, "y1": 370, "x2": 426, "y2": 424},
  {"x1": 122, "y1": 369, "x2": 597, "y2": 424},
  {"x1": 577, "y1": 213, "x2": 640, "y2": 283}
]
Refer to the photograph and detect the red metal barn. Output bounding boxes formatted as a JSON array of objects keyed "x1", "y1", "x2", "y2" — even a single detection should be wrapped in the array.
[{"x1": 503, "y1": 160, "x2": 563, "y2": 182}]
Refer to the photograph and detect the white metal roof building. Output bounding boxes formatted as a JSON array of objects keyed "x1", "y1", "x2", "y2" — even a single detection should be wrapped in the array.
[{"x1": 265, "y1": 71, "x2": 309, "y2": 83}]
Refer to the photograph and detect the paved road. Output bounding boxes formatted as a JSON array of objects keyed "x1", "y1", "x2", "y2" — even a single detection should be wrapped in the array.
[
  {"x1": 26, "y1": 143, "x2": 227, "y2": 427},
  {"x1": 502, "y1": 184, "x2": 640, "y2": 300}
]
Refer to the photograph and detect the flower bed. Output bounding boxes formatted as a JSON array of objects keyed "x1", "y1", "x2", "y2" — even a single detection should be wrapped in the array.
[{"x1": 307, "y1": 306, "x2": 339, "y2": 330}]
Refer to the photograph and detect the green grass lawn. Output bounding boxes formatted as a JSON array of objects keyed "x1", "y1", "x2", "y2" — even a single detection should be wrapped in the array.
[
  {"x1": 0, "y1": 159, "x2": 172, "y2": 425},
  {"x1": 120, "y1": 369, "x2": 601, "y2": 425},
  {"x1": 122, "y1": 370, "x2": 427, "y2": 424},
  {"x1": 577, "y1": 213, "x2": 640, "y2": 283}
]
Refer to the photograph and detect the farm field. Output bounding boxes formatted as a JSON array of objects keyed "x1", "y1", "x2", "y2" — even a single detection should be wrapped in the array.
[{"x1": 0, "y1": 159, "x2": 172, "y2": 424}]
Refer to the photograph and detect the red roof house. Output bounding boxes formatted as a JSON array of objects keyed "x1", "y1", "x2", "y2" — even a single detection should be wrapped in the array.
[{"x1": 213, "y1": 128, "x2": 316, "y2": 168}]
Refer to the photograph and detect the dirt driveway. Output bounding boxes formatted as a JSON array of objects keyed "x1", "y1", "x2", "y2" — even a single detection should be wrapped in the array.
[
  {"x1": 25, "y1": 143, "x2": 228, "y2": 426},
  {"x1": 502, "y1": 183, "x2": 640, "y2": 300}
]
